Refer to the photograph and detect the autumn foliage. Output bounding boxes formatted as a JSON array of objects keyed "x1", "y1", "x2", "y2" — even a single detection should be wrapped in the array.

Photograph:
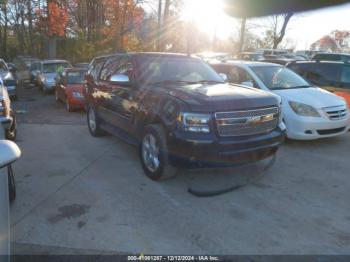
[{"x1": 36, "y1": 0, "x2": 68, "y2": 37}]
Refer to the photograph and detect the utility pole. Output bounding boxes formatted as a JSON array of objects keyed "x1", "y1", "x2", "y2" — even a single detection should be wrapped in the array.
[
  {"x1": 157, "y1": 0, "x2": 162, "y2": 51},
  {"x1": 239, "y1": 17, "x2": 246, "y2": 52}
]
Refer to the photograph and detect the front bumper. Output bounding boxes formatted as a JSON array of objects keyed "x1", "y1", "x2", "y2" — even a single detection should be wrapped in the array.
[
  {"x1": 67, "y1": 95, "x2": 86, "y2": 109},
  {"x1": 285, "y1": 113, "x2": 350, "y2": 140},
  {"x1": 167, "y1": 126, "x2": 285, "y2": 168}
]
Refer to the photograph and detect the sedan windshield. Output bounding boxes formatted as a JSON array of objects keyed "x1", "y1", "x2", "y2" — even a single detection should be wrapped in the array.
[
  {"x1": 137, "y1": 57, "x2": 224, "y2": 86},
  {"x1": 43, "y1": 63, "x2": 70, "y2": 74},
  {"x1": 250, "y1": 65, "x2": 311, "y2": 90}
]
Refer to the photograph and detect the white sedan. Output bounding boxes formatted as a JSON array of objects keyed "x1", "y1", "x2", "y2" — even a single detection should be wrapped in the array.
[{"x1": 211, "y1": 61, "x2": 350, "y2": 140}]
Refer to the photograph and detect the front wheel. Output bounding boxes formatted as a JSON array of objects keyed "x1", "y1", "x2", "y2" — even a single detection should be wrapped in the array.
[
  {"x1": 139, "y1": 125, "x2": 177, "y2": 181},
  {"x1": 87, "y1": 106, "x2": 106, "y2": 137}
]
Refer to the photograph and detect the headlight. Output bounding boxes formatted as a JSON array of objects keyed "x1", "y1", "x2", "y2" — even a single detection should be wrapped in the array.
[
  {"x1": 72, "y1": 92, "x2": 83, "y2": 98},
  {"x1": 289, "y1": 101, "x2": 320, "y2": 117},
  {"x1": 179, "y1": 113, "x2": 211, "y2": 133}
]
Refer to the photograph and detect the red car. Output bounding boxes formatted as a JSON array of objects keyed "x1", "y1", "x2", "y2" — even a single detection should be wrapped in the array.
[{"x1": 55, "y1": 68, "x2": 87, "y2": 111}]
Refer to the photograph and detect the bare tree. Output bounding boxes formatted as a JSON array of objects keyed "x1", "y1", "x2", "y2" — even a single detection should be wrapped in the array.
[{"x1": 269, "y1": 12, "x2": 293, "y2": 49}]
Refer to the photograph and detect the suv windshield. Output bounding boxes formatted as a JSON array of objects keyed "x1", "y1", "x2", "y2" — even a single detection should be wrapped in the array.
[
  {"x1": 67, "y1": 71, "x2": 85, "y2": 84},
  {"x1": 137, "y1": 57, "x2": 224, "y2": 85},
  {"x1": 43, "y1": 62, "x2": 70, "y2": 74},
  {"x1": 250, "y1": 65, "x2": 311, "y2": 90}
]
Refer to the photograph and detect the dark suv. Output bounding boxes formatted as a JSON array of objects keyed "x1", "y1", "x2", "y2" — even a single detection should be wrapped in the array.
[{"x1": 85, "y1": 53, "x2": 285, "y2": 180}]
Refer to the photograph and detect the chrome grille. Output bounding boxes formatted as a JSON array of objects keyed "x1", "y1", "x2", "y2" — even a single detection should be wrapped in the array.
[
  {"x1": 215, "y1": 107, "x2": 279, "y2": 137},
  {"x1": 323, "y1": 105, "x2": 347, "y2": 120}
]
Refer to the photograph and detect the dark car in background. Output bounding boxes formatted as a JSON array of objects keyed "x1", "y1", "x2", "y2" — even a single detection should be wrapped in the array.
[
  {"x1": 237, "y1": 52, "x2": 263, "y2": 61},
  {"x1": 287, "y1": 61, "x2": 350, "y2": 106},
  {"x1": 0, "y1": 59, "x2": 18, "y2": 99},
  {"x1": 85, "y1": 52, "x2": 285, "y2": 180},
  {"x1": 311, "y1": 53, "x2": 350, "y2": 62},
  {"x1": 55, "y1": 68, "x2": 87, "y2": 111}
]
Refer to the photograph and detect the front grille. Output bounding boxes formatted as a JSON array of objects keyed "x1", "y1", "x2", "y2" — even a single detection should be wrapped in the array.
[
  {"x1": 215, "y1": 107, "x2": 279, "y2": 137},
  {"x1": 317, "y1": 127, "x2": 346, "y2": 135},
  {"x1": 323, "y1": 105, "x2": 347, "y2": 120}
]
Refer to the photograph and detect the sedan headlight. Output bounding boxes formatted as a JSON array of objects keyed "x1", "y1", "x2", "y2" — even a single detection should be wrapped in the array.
[
  {"x1": 289, "y1": 101, "x2": 320, "y2": 117},
  {"x1": 179, "y1": 113, "x2": 211, "y2": 133}
]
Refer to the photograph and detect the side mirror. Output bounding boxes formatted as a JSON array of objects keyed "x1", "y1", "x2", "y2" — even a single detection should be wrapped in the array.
[
  {"x1": 110, "y1": 74, "x2": 130, "y2": 86},
  {"x1": 219, "y1": 73, "x2": 228, "y2": 81},
  {"x1": 241, "y1": 81, "x2": 254, "y2": 87},
  {"x1": 0, "y1": 141, "x2": 21, "y2": 168}
]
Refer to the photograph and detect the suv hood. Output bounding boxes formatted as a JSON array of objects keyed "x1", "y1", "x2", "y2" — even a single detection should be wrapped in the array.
[
  {"x1": 274, "y1": 87, "x2": 346, "y2": 108},
  {"x1": 164, "y1": 83, "x2": 280, "y2": 112}
]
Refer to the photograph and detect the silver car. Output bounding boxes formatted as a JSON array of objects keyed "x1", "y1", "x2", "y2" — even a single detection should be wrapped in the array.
[
  {"x1": 30, "y1": 60, "x2": 72, "y2": 92},
  {"x1": 0, "y1": 59, "x2": 17, "y2": 99}
]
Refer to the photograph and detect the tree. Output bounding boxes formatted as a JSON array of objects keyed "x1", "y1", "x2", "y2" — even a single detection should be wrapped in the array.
[
  {"x1": 311, "y1": 30, "x2": 350, "y2": 52},
  {"x1": 265, "y1": 12, "x2": 293, "y2": 49}
]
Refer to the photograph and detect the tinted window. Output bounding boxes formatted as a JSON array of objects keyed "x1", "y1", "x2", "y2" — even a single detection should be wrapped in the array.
[{"x1": 288, "y1": 63, "x2": 341, "y2": 86}]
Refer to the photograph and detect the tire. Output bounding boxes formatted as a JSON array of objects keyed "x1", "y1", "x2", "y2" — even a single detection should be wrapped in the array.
[
  {"x1": 8, "y1": 165, "x2": 16, "y2": 202},
  {"x1": 139, "y1": 124, "x2": 177, "y2": 181},
  {"x1": 87, "y1": 106, "x2": 106, "y2": 137},
  {"x1": 65, "y1": 98, "x2": 72, "y2": 112},
  {"x1": 5, "y1": 115, "x2": 17, "y2": 141}
]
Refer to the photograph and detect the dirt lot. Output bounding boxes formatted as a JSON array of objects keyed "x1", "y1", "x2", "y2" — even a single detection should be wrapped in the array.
[{"x1": 9, "y1": 86, "x2": 350, "y2": 255}]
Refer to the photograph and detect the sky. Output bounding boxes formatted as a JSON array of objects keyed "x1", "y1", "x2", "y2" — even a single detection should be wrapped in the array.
[{"x1": 180, "y1": 1, "x2": 350, "y2": 50}]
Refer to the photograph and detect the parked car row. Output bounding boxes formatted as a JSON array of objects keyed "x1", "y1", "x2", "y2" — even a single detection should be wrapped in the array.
[{"x1": 6, "y1": 51, "x2": 350, "y2": 180}]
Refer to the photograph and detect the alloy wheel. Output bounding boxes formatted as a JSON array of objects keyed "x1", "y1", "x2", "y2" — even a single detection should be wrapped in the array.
[{"x1": 142, "y1": 134, "x2": 160, "y2": 172}]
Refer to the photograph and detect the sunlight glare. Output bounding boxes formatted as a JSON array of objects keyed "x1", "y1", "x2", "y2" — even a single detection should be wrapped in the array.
[{"x1": 182, "y1": 0, "x2": 234, "y2": 40}]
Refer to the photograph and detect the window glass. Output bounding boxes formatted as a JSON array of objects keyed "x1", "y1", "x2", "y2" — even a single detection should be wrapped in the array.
[
  {"x1": 340, "y1": 65, "x2": 350, "y2": 86},
  {"x1": 67, "y1": 71, "x2": 85, "y2": 84},
  {"x1": 137, "y1": 57, "x2": 223, "y2": 85},
  {"x1": 43, "y1": 63, "x2": 70, "y2": 74},
  {"x1": 250, "y1": 65, "x2": 310, "y2": 90}
]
